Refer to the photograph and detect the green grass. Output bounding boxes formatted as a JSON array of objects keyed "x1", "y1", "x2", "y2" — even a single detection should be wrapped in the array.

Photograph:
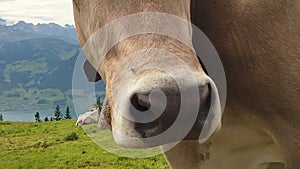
[{"x1": 0, "y1": 120, "x2": 169, "y2": 169}]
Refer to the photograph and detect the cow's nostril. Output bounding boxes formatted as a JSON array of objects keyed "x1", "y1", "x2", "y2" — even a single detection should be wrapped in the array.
[{"x1": 130, "y1": 93, "x2": 151, "y2": 112}]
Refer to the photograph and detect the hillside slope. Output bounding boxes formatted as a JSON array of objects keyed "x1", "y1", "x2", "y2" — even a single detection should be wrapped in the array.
[
  {"x1": 0, "y1": 19, "x2": 105, "y2": 111},
  {"x1": 0, "y1": 120, "x2": 168, "y2": 169}
]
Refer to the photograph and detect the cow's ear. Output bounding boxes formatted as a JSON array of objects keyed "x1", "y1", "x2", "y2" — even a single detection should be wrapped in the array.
[
  {"x1": 83, "y1": 60, "x2": 102, "y2": 82},
  {"x1": 98, "y1": 97, "x2": 112, "y2": 130}
]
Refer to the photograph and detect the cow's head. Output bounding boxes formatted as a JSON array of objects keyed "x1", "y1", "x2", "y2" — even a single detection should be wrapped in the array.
[{"x1": 73, "y1": 0, "x2": 222, "y2": 148}]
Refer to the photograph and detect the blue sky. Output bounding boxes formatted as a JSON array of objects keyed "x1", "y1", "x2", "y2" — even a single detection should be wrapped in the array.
[{"x1": 0, "y1": 0, "x2": 74, "y2": 25}]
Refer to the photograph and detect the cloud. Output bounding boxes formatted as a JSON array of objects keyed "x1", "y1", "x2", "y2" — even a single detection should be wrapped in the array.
[{"x1": 0, "y1": 0, "x2": 74, "y2": 25}]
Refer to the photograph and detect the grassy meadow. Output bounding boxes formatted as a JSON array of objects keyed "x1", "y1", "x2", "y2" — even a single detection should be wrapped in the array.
[{"x1": 0, "y1": 120, "x2": 169, "y2": 169}]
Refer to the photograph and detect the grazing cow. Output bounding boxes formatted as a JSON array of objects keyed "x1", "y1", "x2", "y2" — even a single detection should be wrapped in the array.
[
  {"x1": 73, "y1": 0, "x2": 300, "y2": 169},
  {"x1": 75, "y1": 105, "x2": 99, "y2": 126}
]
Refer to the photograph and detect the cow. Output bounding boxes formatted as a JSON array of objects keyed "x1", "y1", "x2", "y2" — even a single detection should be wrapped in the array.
[
  {"x1": 75, "y1": 105, "x2": 99, "y2": 126},
  {"x1": 72, "y1": 0, "x2": 300, "y2": 169}
]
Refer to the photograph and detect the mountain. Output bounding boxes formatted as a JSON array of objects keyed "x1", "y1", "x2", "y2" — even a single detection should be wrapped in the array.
[
  {"x1": 0, "y1": 18, "x2": 105, "y2": 111},
  {"x1": 0, "y1": 38, "x2": 79, "y2": 90},
  {"x1": 0, "y1": 18, "x2": 7, "y2": 26},
  {"x1": 0, "y1": 20, "x2": 78, "y2": 45}
]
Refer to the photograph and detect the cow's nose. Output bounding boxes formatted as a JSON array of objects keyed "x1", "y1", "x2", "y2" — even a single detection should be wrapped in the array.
[
  {"x1": 130, "y1": 84, "x2": 209, "y2": 113},
  {"x1": 130, "y1": 93, "x2": 151, "y2": 112},
  {"x1": 128, "y1": 83, "x2": 210, "y2": 138}
]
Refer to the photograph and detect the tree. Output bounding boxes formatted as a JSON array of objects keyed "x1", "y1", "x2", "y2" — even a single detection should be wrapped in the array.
[
  {"x1": 0, "y1": 113, "x2": 3, "y2": 122},
  {"x1": 35, "y1": 112, "x2": 41, "y2": 122},
  {"x1": 65, "y1": 106, "x2": 72, "y2": 119},
  {"x1": 44, "y1": 117, "x2": 49, "y2": 122},
  {"x1": 54, "y1": 105, "x2": 62, "y2": 121},
  {"x1": 96, "y1": 96, "x2": 102, "y2": 109},
  {"x1": 50, "y1": 117, "x2": 54, "y2": 121}
]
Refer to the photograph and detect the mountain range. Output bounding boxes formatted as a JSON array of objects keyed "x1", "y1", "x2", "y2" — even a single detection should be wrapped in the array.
[{"x1": 0, "y1": 19, "x2": 105, "y2": 111}]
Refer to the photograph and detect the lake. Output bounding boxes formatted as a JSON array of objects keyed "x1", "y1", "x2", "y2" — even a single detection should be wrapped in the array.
[{"x1": 0, "y1": 108, "x2": 87, "y2": 122}]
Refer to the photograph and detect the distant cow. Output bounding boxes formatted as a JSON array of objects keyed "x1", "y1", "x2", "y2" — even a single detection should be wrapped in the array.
[{"x1": 75, "y1": 105, "x2": 99, "y2": 126}]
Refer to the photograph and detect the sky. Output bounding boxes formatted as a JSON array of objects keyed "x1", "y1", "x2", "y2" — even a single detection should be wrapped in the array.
[{"x1": 0, "y1": 0, "x2": 74, "y2": 26}]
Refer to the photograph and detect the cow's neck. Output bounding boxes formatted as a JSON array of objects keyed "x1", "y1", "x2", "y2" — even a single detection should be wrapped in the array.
[{"x1": 163, "y1": 108, "x2": 284, "y2": 169}]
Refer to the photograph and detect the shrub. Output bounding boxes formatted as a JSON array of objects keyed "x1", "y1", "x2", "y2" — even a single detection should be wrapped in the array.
[{"x1": 64, "y1": 132, "x2": 78, "y2": 141}]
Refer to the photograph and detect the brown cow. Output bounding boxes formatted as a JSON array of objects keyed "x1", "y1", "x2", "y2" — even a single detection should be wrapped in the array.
[{"x1": 73, "y1": 0, "x2": 300, "y2": 168}]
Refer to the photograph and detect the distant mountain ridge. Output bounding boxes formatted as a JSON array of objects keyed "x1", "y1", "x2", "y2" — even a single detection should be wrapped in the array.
[
  {"x1": 0, "y1": 18, "x2": 105, "y2": 111},
  {"x1": 0, "y1": 18, "x2": 78, "y2": 44},
  {"x1": 0, "y1": 18, "x2": 6, "y2": 26}
]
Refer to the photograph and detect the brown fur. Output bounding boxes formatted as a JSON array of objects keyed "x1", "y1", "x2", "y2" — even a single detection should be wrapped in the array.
[
  {"x1": 191, "y1": 0, "x2": 300, "y2": 168},
  {"x1": 72, "y1": 0, "x2": 203, "y2": 139},
  {"x1": 73, "y1": 0, "x2": 300, "y2": 168}
]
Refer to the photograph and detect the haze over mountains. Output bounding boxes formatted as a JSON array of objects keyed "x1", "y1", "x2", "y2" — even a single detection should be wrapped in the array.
[
  {"x1": 0, "y1": 18, "x2": 77, "y2": 44},
  {"x1": 0, "y1": 18, "x2": 104, "y2": 111}
]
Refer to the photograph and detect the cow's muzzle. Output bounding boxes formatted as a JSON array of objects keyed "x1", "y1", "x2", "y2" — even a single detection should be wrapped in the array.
[
  {"x1": 110, "y1": 70, "x2": 221, "y2": 148},
  {"x1": 130, "y1": 84, "x2": 209, "y2": 139}
]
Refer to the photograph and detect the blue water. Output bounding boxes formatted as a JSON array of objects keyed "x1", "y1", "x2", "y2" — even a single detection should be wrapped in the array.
[{"x1": 0, "y1": 108, "x2": 87, "y2": 122}]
